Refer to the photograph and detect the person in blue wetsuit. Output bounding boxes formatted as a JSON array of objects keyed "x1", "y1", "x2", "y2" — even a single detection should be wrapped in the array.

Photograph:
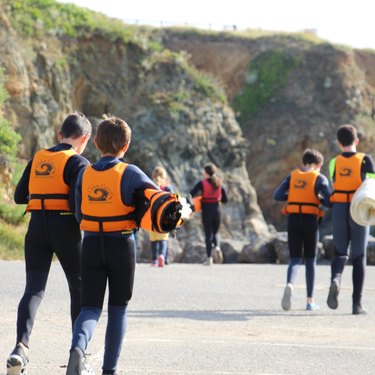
[
  {"x1": 189, "y1": 162, "x2": 228, "y2": 266},
  {"x1": 6, "y1": 113, "x2": 92, "y2": 375},
  {"x1": 274, "y1": 149, "x2": 332, "y2": 311},
  {"x1": 327, "y1": 124, "x2": 375, "y2": 315},
  {"x1": 66, "y1": 116, "x2": 184, "y2": 375}
]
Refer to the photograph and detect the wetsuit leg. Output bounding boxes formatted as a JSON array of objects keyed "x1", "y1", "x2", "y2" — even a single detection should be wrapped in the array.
[
  {"x1": 349, "y1": 214, "x2": 369, "y2": 305},
  {"x1": 202, "y1": 209, "x2": 214, "y2": 257},
  {"x1": 50, "y1": 214, "x2": 83, "y2": 329},
  {"x1": 302, "y1": 215, "x2": 319, "y2": 299},
  {"x1": 331, "y1": 203, "x2": 351, "y2": 283},
  {"x1": 287, "y1": 214, "x2": 303, "y2": 284},
  {"x1": 211, "y1": 207, "x2": 221, "y2": 249},
  {"x1": 104, "y1": 236, "x2": 135, "y2": 371},
  {"x1": 202, "y1": 204, "x2": 221, "y2": 257},
  {"x1": 16, "y1": 213, "x2": 53, "y2": 346},
  {"x1": 70, "y1": 235, "x2": 108, "y2": 351},
  {"x1": 103, "y1": 305, "x2": 127, "y2": 372}
]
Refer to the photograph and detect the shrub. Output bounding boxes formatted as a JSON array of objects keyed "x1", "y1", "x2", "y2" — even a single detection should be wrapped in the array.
[{"x1": 231, "y1": 49, "x2": 302, "y2": 123}]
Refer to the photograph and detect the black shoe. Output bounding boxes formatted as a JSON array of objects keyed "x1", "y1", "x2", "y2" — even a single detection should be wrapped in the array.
[
  {"x1": 327, "y1": 279, "x2": 340, "y2": 309},
  {"x1": 6, "y1": 344, "x2": 29, "y2": 375},
  {"x1": 66, "y1": 347, "x2": 94, "y2": 375},
  {"x1": 353, "y1": 303, "x2": 368, "y2": 315}
]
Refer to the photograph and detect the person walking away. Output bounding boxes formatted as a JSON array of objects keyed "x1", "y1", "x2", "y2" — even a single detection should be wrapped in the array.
[
  {"x1": 148, "y1": 166, "x2": 175, "y2": 267},
  {"x1": 189, "y1": 163, "x2": 228, "y2": 266},
  {"x1": 327, "y1": 124, "x2": 375, "y2": 315},
  {"x1": 6, "y1": 113, "x2": 92, "y2": 375},
  {"x1": 274, "y1": 149, "x2": 332, "y2": 311},
  {"x1": 66, "y1": 117, "x2": 184, "y2": 375}
]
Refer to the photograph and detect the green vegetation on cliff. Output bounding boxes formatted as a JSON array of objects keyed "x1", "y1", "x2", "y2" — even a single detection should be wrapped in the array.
[
  {"x1": 0, "y1": 68, "x2": 26, "y2": 260},
  {"x1": 231, "y1": 49, "x2": 302, "y2": 123},
  {"x1": 0, "y1": 69, "x2": 22, "y2": 159}
]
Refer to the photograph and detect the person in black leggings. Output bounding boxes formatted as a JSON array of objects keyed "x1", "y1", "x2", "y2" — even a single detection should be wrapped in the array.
[
  {"x1": 66, "y1": 117, "x2": 184, "y2": 375},
  {"x1": 190, "y1": 163, "x2": 228, "y2": 266},
  {"x1": 274, "y1": 149, "x2": 332, "y2": 311},
  {"x1": 6, "y1": 113, "x2": 91, "y2": 375}
]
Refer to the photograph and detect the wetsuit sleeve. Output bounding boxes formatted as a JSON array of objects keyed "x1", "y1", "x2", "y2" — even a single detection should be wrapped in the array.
[
  {"x1": 74, "y1": 168, "x2": 85, "y2": 223},
  {"x1": 362, "y1": 154, "x2": 375, "y2": 180},
  {"x1": 14, "y1": 160, "x2": 33, "y2": 204},
  {"x1": 163, "y1": 185, "x2": 174, "y2": 194},
  {"x1": 189, "y1": 181, "x2": 203, "y2": 197},
  {"x1": 315, "y1": 174, "x2": 332, "y2": 208},
  {"x1": 65, "y1": 154, "x2": 91, "y2": 212},
  {"x1": 221, "y1": 183, "x2": 228, "y2": 204},
  {"x1": 120, "y1": 165, "x2": 159, "y2": 207},
  {"x1": 273, "y1": 174, "x2": 291, "y2": 201}
]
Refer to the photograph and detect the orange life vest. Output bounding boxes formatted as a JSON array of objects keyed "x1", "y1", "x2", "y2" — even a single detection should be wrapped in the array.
[
  {"x1": 80, "y1": 163, "x2": 137, "y2": 232},
  {"x1": 330, "y1": 153, "x2": 364, "y2": 203},
  {"x1": 282, "y1": 169, "x2": 324, "y2": 217},
  {"x1": 26, "y1": 148, "x2": 77, "y2": 212},
  {"x1": 201, "y1": 179, "x2": 222, "y2": 203}
]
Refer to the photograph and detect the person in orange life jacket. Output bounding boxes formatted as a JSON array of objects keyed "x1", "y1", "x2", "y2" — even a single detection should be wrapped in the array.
[
  {"x1": 67, "y1": 117, "x2": 183, "y2": 375},
  {"x1": 327, "y1": 124, "x2": 375, "y2": 315},
  {"x1": 6, "y1": 113, "x2": 92, "y2": 375},
  {"x1": 189, "y1": 162, "x2": 228, "y2": 266},
  {"x1": 149, "y1": 166, "x2": 174, "y2": 267},
  {"x1": 274, "y1": 149, "x2": 332, "y2": 311}
]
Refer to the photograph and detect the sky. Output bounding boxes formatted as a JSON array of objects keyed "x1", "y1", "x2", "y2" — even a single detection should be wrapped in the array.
[{"x1": 57, "y1": 0, "x2": 375, "y2": 50}]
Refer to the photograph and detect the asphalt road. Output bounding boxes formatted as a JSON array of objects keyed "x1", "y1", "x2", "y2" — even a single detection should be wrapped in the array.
[{"x1": 1, "y1": 261, "x2": 375, "y2": 375}]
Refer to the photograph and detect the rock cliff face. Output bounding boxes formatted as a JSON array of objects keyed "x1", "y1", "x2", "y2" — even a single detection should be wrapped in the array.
[
  {"x1": 163, "y1": 32, "x2": 375, "y2": 234},
  {"x1": 0, "y1": 5, "x2": 270, "y2": 252},
  {"x1": 4, "y1": 1, "x2": 375, "y2": 259}
]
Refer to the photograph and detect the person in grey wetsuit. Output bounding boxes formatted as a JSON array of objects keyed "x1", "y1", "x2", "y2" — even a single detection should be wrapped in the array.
[{"x1": 327, "y1": 124, "x2": 375, "y2": 315}]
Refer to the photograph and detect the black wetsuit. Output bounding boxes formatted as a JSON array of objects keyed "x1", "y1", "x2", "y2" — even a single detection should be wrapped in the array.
[
  {"x1": 190, "y1": 179, "x2": 228, "y2": 257},
  {"x1": 14, "y1": 143, "x2": 90, "y2": 346}
]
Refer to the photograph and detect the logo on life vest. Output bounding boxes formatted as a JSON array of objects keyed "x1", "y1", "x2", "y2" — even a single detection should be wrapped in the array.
[
  {"x1": 294, "y1": 180, "x2": 307, "y2": 189},
  {"x1": 339, "y1": 168, "x2": 352, "y2": 177},
  {"x1": 35, "y1": 160, "x2": 56, "y2": 176},
  {"x1": 88, "y1": 184, "x2": 113, "y2": 202}
]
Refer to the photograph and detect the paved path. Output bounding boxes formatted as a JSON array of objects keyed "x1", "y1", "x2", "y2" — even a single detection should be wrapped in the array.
[{"x1": 1, "y1": 261, "x2": 375, "y2": 374}]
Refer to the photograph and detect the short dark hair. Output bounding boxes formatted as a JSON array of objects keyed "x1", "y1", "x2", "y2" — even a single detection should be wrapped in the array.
[
  {"x1": 60, "y1": 112, "x2": 92, "y2": 139},
  {"x1": 337, "y1": 124, "x2": 357, "y2": 146},
  {"x1": 96, "y1": 117, "x2": 131, "y2": 155},
  {"x1": 302, "y1": 148, "x2": 323, "y2": 165}
]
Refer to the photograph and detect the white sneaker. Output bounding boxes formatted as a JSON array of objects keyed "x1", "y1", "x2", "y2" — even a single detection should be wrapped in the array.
[
  {"x1": 66, "y1": 347, "x2": 95, "y2": 375},
  {"x1": 213, "y1": 246, "x2": 223, "y2": 264},
  {"x1": 203, "y1": 257, "x2": 213, "y2": 266},
  {"x1": 6, "y1": 344, "x2": 28, "y2": 375}
]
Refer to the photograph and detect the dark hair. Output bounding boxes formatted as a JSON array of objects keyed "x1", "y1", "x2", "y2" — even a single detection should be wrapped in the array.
[
  {"x1": 337, "y1": 124, "x2": 357, "y2": 146},
  {"x1": 60, "y1": 112, "x2": 92, "y2": 139},
  {"x1": 204, "y1": 162, "x2": 221, "y2": 190},
  {"x1": 302, "y1": 149, "x2": 323, "y2": 165},
  {"x1": 96, "y1": 117, "x2": 131, "y2": 155}
]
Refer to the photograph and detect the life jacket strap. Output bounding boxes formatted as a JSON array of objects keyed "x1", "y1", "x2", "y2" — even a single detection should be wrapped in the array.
[
  {"x1": 82, "y1": 212, "x2": 137, "y2": 223},
  {"x1": 331, "y1": 190, "x2": 356, "y2": 203},
  {"x1": 30, "y1": 193, "x2": 69, "y2": 200}
]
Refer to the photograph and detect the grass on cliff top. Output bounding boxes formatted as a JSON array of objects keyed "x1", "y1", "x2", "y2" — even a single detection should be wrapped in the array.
[
  {"x1": 0, "y1": 161, "x2": 28, "y2": 260},
  {"x1": 6, "y1": 0, "x2": 159, "y2": 48}
]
